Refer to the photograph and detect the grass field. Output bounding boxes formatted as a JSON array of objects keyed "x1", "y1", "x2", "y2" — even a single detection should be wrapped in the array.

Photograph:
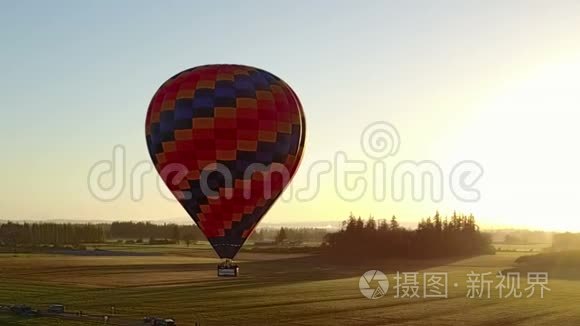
[
  {"x1": 0, "y1": 244, "x2": 578, "y2": 325},
  {"x1": 493, "y1": 243, "x2": 552, "y2": 253}
]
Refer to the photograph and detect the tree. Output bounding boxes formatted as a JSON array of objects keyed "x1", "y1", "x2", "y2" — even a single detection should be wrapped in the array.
[
  {"x1": 275, "y1": 227, "x2": 288, "y2": 244},
  {"x1": 365, "y1": 217, "x2": 377, "y2": 231},
  {"x1": 378, "y1": 219, "x2": 390, "y2": 232},
  {"x1": 249, "y1": 229, "x2": 264, "y2": 242},
  {"x1": 345, "y1": 213, "x2": 357, "y2": 232},
  {"x1": 171, "y1": 225, "x2": 180, "y2": 242},
  {"x1": 390, "y1": 215, "x2": 400, "y2": 230},
  {"x1": 355, "y1": 217, "x2": 365, "y2": 231},
  {"x1": 434, "y1": 211, "x2": 442, "y2": 232}
]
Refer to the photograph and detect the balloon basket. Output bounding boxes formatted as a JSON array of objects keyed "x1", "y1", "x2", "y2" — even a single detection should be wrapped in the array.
[{"x1": 217, "y1": 260, "x2": 239, "y2": 277}]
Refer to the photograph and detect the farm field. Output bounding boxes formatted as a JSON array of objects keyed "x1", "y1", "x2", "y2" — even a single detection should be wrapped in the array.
[
  {"x1": 0, "y1": 244, "x2": 578, "y2": 326},
  {"x1": 493, "y1": 243, "x2": 552, "y2": 253}
]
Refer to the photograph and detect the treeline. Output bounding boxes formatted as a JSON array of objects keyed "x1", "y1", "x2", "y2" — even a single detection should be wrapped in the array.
[
  {"x1": 0, "y1": 221, "x2": 206, "y2": 247},
  {"x1": 0, "y1": 220, "x2": 328, "y2": 247},
  {"x1": 489, "y1": 230, "x2": 552, "y2": 244},
  {"x1": 323, "y1": 212, "x2": 494, "y2": 259},
  {"x1": 249, "y1": 227, "x2": 328, "y2": 243},
  {"x1": 552, "y1": 233, "x2": 580, "y2": 250},
  {"x1": 109, "y1": 222, "x2": 204, "y2": 242},
  {"x1": 0, "y1": 222, "x2": 106, "y2": 246}
]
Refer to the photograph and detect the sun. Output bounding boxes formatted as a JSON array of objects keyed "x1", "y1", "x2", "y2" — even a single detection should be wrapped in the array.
[{"x1": 458, "y1": 60, "x2": 580, "y2": 231}]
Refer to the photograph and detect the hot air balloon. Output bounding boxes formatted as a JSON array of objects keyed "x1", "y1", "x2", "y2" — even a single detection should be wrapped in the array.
[{"x1": 145, "y1": 64, "x2": 305, "y2": 276}]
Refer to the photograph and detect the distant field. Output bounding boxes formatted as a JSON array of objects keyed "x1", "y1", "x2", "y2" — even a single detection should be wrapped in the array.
[
  {"x1": 0, "y1": 244, "x2": 578, "y2": 325},
  {"x1": 493, "y1": 243, "x2": 552, "y2": 252}
]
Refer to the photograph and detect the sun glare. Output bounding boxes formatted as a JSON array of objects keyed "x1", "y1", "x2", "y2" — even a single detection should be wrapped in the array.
[{"x1": 462, "y1": 60, "x2": 580, "y2": 231}]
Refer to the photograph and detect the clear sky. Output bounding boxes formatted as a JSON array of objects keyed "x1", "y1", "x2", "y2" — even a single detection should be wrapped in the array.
[{"x1": 1, "y1": 1, "x2": 580, "y2": 231}]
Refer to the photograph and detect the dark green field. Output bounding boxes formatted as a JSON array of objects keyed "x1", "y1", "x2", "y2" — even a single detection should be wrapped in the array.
[{"x1": 0, "y1": 244, "x2": 578, "y2": 325}]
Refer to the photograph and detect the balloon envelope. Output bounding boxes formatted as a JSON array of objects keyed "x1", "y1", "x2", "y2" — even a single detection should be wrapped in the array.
[{"x1": 145, "y1": 64, "x2": 305, "y2": 259}]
